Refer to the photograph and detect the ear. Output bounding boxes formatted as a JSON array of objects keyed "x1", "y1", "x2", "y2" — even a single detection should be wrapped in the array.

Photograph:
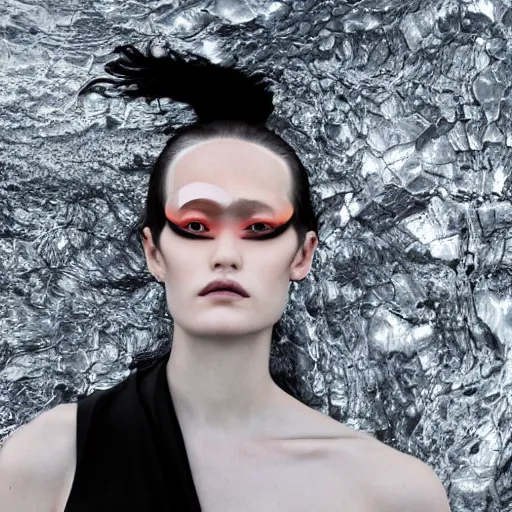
[
  {"x1": 142, "y1": 227, "x2": 166, "y2": 282},
  {"x1": 289, "y1": 231, "x2": 319, "y2": 282}
]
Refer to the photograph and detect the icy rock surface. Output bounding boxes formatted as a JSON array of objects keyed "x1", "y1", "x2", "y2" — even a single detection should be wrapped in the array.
[{"x1": 1, "y1": 1, "x2": 512, "y2": 510}]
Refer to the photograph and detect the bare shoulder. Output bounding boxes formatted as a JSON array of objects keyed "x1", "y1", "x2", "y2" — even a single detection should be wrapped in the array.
[
  {"x1": 339, "y1": 429, "x2": 451, "y2": 512},
  {"x1": 0, "y1": 403, "x2": 77, "y2": 512},
  {"x1": 0, "y1": 402, "x2": 77, "y2": 460}
]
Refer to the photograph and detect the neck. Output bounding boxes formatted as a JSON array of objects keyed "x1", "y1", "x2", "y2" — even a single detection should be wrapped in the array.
[{"x1": 166, "y1": 324, "x2": 289, "y2": 441}]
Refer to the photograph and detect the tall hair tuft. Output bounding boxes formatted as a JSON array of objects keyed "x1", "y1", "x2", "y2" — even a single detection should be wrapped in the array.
[{"x1": 79, "y1": 42, "x2": 275, "y2": 126}]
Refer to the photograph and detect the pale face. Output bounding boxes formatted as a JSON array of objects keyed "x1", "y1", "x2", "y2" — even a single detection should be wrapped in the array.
[{"x1": 142, "y1": 137, "x2": 318, "y2": 339}]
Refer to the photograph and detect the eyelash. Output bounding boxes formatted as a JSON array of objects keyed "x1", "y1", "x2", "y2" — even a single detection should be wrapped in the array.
[{"x1": 184, "y1": 221, "x2": 273, "y2": 235}]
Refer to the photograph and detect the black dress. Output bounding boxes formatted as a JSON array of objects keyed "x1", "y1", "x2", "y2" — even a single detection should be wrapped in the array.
[{"x1": 64, "y1": 351, "x2": 202, "y2": 511}]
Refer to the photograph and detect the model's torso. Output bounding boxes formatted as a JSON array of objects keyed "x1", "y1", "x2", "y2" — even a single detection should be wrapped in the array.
[{"x1": 56, "y1": 399, "x2": 405, "y2": 512}]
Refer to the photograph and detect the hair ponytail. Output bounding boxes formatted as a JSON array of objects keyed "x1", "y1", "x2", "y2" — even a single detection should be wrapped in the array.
[{"x1": 79, "y1": 42, "x2": 274, "y2": 126}]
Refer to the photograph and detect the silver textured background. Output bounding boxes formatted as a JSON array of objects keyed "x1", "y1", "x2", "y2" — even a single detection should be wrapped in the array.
[{"x1": 1, "y1": 0, "x2": 512, "y2": 510}]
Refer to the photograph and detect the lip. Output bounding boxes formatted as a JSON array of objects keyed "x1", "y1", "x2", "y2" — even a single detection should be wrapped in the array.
[
  {"x1": 202, "y1": 290, "x2": 246, "y2": 301},
  {"x1": 199, "y1": 279, "x2": 250, "y2": 297}
]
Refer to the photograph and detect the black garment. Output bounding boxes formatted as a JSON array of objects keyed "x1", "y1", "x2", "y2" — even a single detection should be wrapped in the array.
[{"x1": 64, "y1": 351, "x2": 202, "y2": 511}]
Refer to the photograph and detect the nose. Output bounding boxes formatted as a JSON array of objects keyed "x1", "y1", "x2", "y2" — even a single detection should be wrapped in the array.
[{"x1": 209, "y1": 229, "x2": 243, "y2": 268}]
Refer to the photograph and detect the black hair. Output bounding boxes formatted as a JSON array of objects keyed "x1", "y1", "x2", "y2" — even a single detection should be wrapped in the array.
[{"x1": 79, "y1": 41, "x2": 320, "y2": 403}]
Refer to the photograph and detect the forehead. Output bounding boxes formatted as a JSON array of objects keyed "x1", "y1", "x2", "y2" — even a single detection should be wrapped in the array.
[{"x1": 165, "y1": 138, "x2": 293, "y2": 202}]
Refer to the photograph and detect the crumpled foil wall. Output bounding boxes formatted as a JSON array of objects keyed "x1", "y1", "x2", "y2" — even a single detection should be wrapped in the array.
[{"x1": 1, "y1": 0, "x2": 511, "y2": 510}]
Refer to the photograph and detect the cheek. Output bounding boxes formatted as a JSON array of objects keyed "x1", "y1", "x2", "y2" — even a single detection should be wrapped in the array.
[
  {"x1": 167, "y1": 251, "x2": 198, "y2": 277},
  {"x1": 247, "y1": 245, "x2": 296, "y2": 282}
]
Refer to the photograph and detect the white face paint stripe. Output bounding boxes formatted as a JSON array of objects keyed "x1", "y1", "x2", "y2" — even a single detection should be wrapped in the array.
[{"x1": 176, "y1": 182, "x2": 233, "y2": 209}]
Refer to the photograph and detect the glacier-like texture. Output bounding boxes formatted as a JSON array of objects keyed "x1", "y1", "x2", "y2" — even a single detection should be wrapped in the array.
[{"x1": 1, "y1": 1, "x2": 511, "y2": 510}]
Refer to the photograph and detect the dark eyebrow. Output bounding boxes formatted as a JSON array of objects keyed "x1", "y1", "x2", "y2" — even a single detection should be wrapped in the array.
[{"x1": 180, "y1": 198, "x2": 275, "y2": 216}]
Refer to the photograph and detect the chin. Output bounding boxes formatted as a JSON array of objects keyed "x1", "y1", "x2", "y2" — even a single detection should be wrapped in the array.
[{"x1": 183, "y1": 317, "x2": 263, "y2": 336}]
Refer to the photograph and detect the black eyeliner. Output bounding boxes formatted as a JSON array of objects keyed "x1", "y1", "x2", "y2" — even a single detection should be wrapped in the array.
[
  {"x1": 165, "y1": 217, "x2": 294, "y2": 240},
  {"x1": 166, "y1": 219, "x2": 206, "y2": 239}
]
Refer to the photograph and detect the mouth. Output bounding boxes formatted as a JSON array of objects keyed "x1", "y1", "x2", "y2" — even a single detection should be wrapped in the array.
[
  {"x1": 202, "y1": 290, "x2": 246, "y2": 300},
  {"x1": 199, "y1": 280, "x2": 250, "y2": 297}
]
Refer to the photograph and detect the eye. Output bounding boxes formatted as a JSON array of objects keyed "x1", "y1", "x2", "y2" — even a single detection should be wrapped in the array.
[
  {"x1": 185, "y1": 221, "x2": 207, "y2": 233},
  {"x1": 248, "y1": 222, "x2": 272, "y2": 234},
  {"x1": 183, "y1": 221, "x2": 273, "y2": 235}
]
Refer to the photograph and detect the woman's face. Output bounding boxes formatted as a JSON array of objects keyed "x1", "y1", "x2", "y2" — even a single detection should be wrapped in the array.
[{"x1": 143, "y1": 137, "x2": 317, "y2": 339}]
